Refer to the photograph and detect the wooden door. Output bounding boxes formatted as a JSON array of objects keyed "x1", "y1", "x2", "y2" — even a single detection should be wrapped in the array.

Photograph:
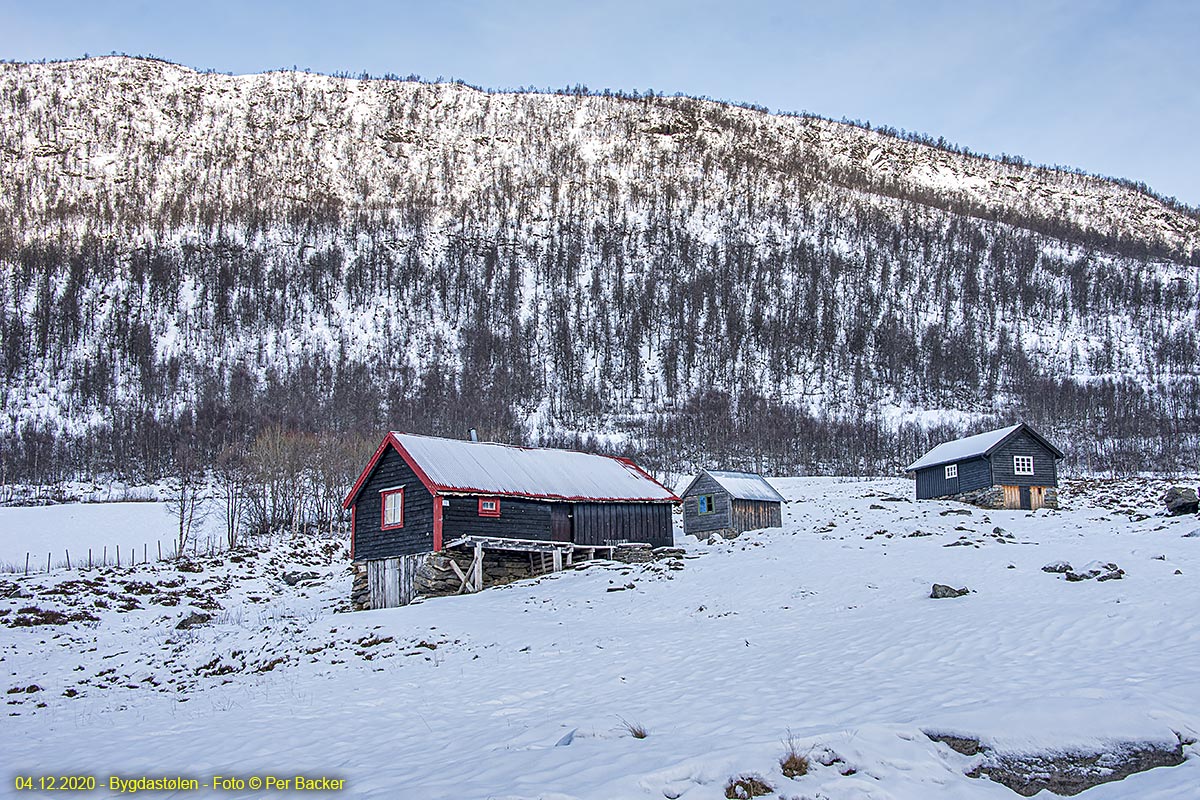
[
  {"x1": 367, "y1": 555, "x2": 418, "y2": 609},
  {"x1": 1030, "y1": 486, "x2": 1045, "y2": 510},
  {"x1": 551, "y1": 505, "x2": 572, "y2": 542},
  {"x1": 1002, "y1": 485, "x2": 1021, "y2": 509}
]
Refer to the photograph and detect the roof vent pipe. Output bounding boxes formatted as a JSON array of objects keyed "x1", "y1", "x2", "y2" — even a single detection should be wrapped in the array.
[{"x1": 469, "y1": 428, "x2": 479, "y2": 442}]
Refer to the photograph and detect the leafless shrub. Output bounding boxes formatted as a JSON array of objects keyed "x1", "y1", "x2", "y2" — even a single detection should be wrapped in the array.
[
  {"x1": 617, "y1": 717, "x2": 648, "y2": 739},
  {"x1": 723, "y1": 774, "x2": 773, "y2": 799},
  {"x1": 780, "y1": 730, "x2": 810, "y2": 778}
]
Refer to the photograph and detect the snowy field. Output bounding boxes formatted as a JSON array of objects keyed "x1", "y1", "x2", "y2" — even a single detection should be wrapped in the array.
[
  {"x1": 2, "y1": 477, "x2": 1199, "y2": 799},
  {"x1": 0, "y1": 501, "x2": 226, "y2": 571}
]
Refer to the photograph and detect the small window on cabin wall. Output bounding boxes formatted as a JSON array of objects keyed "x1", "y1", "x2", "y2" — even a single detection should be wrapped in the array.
[
  {"x1": 945, "y1": 464, "x2": 958, "y2": 479},
  {"x1": 478, "y1": 497, "x2": 501, "y2": 517},
  {"x1": 381, "y1": 488, "x2": 404, "y2": 530},
  {"x1": 1014, "y1": 455, "x2": 1034, "y2": 475},
  {"x1": 698, "y1": 494, "x2": 716, "y2": 514}
]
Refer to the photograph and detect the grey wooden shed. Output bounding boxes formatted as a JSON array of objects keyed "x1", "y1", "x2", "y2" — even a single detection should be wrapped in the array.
[{"x1": 680, "y1": 469, "x2": 785, "y2": 539}]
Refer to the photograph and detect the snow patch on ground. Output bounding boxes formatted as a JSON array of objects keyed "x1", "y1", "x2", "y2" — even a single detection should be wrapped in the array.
[{"x1": 1, "y1": 476, "x2": 1198, "y2": 798}]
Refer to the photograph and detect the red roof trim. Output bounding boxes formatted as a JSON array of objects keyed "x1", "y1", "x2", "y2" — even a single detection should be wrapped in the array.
[
  {"x1": 342, "y1": 432, "x2": 440, "y2": 509},
  {"x1": 614, "y1": 456, "x2": 682, "y2": 503},
  {"x1": 433, "y1": 486, "x2": 675, "y2": 503},
  {"x1": 345, "y1": 432, "x2": 680, "y2": 507}
]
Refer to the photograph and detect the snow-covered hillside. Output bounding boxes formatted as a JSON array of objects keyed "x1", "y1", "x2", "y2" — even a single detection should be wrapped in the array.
[
  {"x1": 1, "y1": 57, "x2": 1199, "y2": 480},
  {"x1": 3, "y1": 477, "x2": 1198, "y2": 798}
]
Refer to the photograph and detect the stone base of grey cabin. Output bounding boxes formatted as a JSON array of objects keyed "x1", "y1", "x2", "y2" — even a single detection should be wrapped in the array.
[
  {"x1": 941, "y1": 485, "x2": 1059, "y2": 510},
  {"x1": 351, "y1": 544, "x2": 684, "y2": 610}
]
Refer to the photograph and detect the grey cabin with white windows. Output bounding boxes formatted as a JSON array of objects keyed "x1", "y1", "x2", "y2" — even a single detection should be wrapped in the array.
[
  {"x1": 681, "y1": 469, "x2": 785, "y2": 539},
  {"x1": 906, "y1": 423, "x2": 1064, "y2": 510}
]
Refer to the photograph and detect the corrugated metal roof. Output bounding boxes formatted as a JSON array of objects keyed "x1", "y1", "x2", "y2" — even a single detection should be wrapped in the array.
[
  {"x1": 906, "y1": 424, "x2": 1023, "y2": 471},
  {"x1": 704, "y1": 470, "x2": 786, "y2": 502},
  {"x1": 394, "y1": 433, "x2": 677, "y2": 502}
]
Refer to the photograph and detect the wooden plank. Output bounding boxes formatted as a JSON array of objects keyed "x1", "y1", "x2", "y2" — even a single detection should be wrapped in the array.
[
  {"x1": 448, "y1": 558, "x2": 469, "y2": 594},
  {"x1": 552, "y1": 548, "x2": 563, "y2": 572},
  {"x1": 366, "y1": 561, "x2": 379, "y2": 609},
  {"x1": 472, "y1": 542, "x2": 483, "y2": 592},
  {"x1": 1003, "y1": 485, "x2": 1020, "y2": 509}
]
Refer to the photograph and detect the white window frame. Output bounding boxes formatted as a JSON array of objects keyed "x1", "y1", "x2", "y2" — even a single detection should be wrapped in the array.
[
  {"x1": 1013, "y1": 455, "x2": 1034, "y2": 476},
  {"x1": 945, "y1": 464, "x2": 958, "y2": 479}
]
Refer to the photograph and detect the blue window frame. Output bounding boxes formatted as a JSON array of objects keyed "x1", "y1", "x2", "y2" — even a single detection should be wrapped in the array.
[{"x1": 698, "y1": 494, "x2": 716, "y2": 514}]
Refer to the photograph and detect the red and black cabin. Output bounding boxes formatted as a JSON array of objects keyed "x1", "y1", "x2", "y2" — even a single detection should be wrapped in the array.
[{"x1": 343, "y1": 432, "x2": 679, "y2": 564}]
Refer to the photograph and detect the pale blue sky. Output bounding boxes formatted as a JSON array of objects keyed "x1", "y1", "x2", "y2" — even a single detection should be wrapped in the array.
[{"x1": 3, "y1": 0, "x2": 1197, "y2": 205}]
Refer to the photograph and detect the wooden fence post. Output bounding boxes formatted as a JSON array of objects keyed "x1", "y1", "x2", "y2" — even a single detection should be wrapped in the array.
[{"x1": 472, "y1": 542, "x2": 483, "y2": 592}]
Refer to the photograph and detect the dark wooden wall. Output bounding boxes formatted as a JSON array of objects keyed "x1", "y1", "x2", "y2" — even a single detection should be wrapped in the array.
[
  {"x1": 681, "y1": 472, "x2": 732, "y2": 535},
  {"x1": 915, "y1": 455, "x2": 990, "y2": 499},
  {"x1": 441, "y1": 496, "x2": 553, "y2": 542},
  {"x1": 352, "y1": 446, "x2": 434, "y2": 561},
  {"x1": 730, "y1": 499, "x2": 782, "y2": 532},
  {"x1": 573, "y1": 502, "x2": 674, "y2": 548},
  {"x1": 991, "y1": 430, "x2": 1059, "y2": 487}
]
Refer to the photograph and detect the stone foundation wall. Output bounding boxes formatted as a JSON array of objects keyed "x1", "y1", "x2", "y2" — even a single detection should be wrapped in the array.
[
  {"x1": 1043, "y1": 487, "x2": 1059, "y2": 509},
  {"x1": 352, "y1": 544, "x2": 688, "y2": 608},
  {"x1": 416, "y1": 549, "x2": 551, "y2": 596},
  {"x1": 944, "y1": 485, "x2": 1060, "y2": 510},
  {"x1": 350, "y1": 562, "x2": 369, "y2": 610},
  {"x1": 947, "y1": 485, "x2": 1006, "y2": 508}
]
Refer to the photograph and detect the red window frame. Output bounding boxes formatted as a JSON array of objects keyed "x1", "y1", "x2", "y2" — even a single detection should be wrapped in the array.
[
  {"x1": 381, "y1": 488, "x2": 405, "y2": 530},
  {"x1": 478, "y1": 497, "x2": 501, "y2": 517}
]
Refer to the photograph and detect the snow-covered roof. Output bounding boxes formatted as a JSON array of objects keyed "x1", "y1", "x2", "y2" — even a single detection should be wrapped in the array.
[
  {"x1": 702, "y1": 470, "x2": 786, "y2": 503},
  {"x1": 906, "y1": 424, "x2": 1036, "y2": 471},
  {"x1": 351, "y1": 433, "x2": 678, "y2": 504}
]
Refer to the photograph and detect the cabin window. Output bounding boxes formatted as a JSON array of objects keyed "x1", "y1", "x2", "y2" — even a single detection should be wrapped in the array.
[
  {"x1": 945, "y1": 464, "x2": 958, "y2": 479},
  {"x1": 478, "y1": 497, "x2": 501, "y2": 517},
  {"x1": 698, "y1": 494, "x2": 716, "y2": 514},
  {"x1": 381, "y1": 488, "x2": 404, "y2": 529},
  {"x1": 1013, "y1": 455, "x2": 1034, "y2": 475}
]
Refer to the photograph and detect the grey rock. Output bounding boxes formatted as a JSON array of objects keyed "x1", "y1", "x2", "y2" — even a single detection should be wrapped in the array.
[
  {"x1": 969, "y1": 739, "x2": 1184, "y2": 796},
  {"x1": 175, "y1": 611, "x2": 211, "y2": 629},
  {"x1": 930, "y1": 583, "x2": 969, "y2": 599},
  {"x1": 1163, "y1": 486, "x2": 1199, "y2": 516},
  {"x1": 1042, "y1": 561, "x2": 1072, "y2": 573},
  {"x1": 282, "y1": 570, "x2": 319, "y2": 586},
  {"x1": 1064, "y1": 561, "x2": 1124, "y2": 582},
  {"x1": 925, "y1": 731, "x2": 981, "y2": 755}
]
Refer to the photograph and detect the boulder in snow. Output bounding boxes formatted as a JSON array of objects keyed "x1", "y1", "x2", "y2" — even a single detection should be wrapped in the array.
[
  {"x1": 930, "y1": 583, "x2": 969, "y2": 599},
  {"x1": 1162, "y1": 486, "x2": 1198, "y2": 516},
  {"x1": 282, "y1": 570, "x2": 319, "y2": 586},
  {"x1": 175, "y1": 611, "x2": 211, "y2": 630},
  {"x1": 1064, "y1": 561, "x2": 1123, "y2": 582}
]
